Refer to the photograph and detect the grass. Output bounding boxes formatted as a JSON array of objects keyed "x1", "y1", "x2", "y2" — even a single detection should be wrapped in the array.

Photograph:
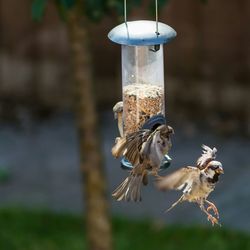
[{"x1": 0, "y1": 208, "x2": 249, "y2": 250}]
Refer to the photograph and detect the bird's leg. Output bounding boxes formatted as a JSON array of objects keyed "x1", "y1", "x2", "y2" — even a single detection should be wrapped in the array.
[
  {"x1": 205, "y1": 199, "x2": 219, "y2": 219},
  {"x1": 151, "y1": 168, "x2": 160, "y2": 177},
  {"x1": 165, "y1": 195, "x2": 184, "y2": 213},
  {"x1": 199, "y1": 201, "x2": 220, "y2": 226}
]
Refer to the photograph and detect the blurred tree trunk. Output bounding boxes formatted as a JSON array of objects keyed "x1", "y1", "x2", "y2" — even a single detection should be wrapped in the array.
[{"x1": 67, "y1": 4, "x2": 112, "y2": 250}]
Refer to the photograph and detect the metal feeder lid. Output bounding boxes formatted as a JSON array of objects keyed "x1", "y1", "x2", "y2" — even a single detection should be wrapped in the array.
[{"x1": 108, "y1": 20, "x2": 177, "y2": 46}]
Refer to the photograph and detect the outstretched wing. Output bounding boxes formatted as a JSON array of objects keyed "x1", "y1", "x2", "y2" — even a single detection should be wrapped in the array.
[
  {"x1": 111, "y1": 137, "x2": 127, "y2": 158},
  {"x1": 156, "y1": 167, "x2": 199, "y2": 191},
  {"x1": 111, "y1": 129, "x2": 151, "y2": 165},
  {"x1": 124, "y1": 129, "x2": 151, "y2": 165},
  {"x1": 196, "y1": 145, "x2": 217, "y2": 169}
]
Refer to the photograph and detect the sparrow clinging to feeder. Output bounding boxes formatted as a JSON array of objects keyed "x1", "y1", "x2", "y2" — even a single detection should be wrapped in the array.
[
  {"x1": 112, "y1": 123, "x2": 174, "y2": 202},
  {"x1": 156, "y1": 145, "x2": 224, "y2": 226},
  {"x1": 113, "y1": 101, "x2": 124, "y2": 137}
]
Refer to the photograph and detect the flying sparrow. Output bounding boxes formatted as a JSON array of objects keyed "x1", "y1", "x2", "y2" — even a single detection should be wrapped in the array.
[
  {"x1": 156, "y1": 145, "x2": 224, "y2": 226},
  {"x1": 112, "y1": 124, "x2": 174, "y2": 202}
]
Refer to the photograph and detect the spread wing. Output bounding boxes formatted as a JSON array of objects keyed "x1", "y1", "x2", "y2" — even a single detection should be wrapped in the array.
[
  {"x1": 124, "y1": 129, "x2": 151, "y2": 165},
  {"x1": 111, "y1": 129, "x2": 151, "y2": 165},
  {"x1": 196, "y1": 144, "x2": 217, "y2": 169},
  {"x1": 139, "y1": 128, "x2": 158, "y2": 160},
  {"x1": 156, "y1": 167, "x2": 199, "y2": 191},
  {"x1": 111, "y1": 137, "x2": 127, "y2": 158}
]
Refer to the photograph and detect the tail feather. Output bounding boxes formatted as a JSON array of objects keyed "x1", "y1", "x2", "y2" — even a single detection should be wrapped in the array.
[
  {"x1": 114, "y1": 178, "x2": 129, "y2": 201},
  {"x1": 165, "y1": 195, "x2": 184, "y2": 213},
  {"x1": 112, "y1": 175, "x2": 143, "y2": 202},
  {"x1": 130, "y1": 176, "x2": 142, "y2": 201}
]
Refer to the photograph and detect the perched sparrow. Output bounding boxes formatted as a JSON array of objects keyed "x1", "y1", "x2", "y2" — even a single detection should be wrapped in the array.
[
  {"x1": 156, "y1": 145, "x2": 224, "y2": 226},
  {"x1": 112, "y1": 124, "x2": 174, "y2": 202},
  {"x1": 113, "y1": 101, "x2": 123, "y2": 137}
]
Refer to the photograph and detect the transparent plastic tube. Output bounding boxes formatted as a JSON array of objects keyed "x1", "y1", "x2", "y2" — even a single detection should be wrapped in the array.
[{"x1": 122, "y1": 44, "x2": 165, "y2": 134}]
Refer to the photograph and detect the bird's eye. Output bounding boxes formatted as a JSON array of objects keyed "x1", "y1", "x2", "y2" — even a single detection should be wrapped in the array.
[{"x1": 211, "y1": 166, "x2": 218, "y2": 171}]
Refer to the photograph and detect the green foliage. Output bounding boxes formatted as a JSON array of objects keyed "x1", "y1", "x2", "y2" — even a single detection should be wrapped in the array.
[
  {"x1": 31, "y1": 0, "x2": 171, "y2": 22},
  {"x1": 0, "y1": 208, "x2": 250, "y2": 250},
  {"x1": 0, "y1": 208, "x2": 85, "y2": 250},
  {"x1": 59, "y1": 0, "x2": 76, "y2": 8},
  {"x1": 107, "y1": 0, "x2": 125, "y2": 17},
  {"x1": 84, "y1": 0, "x2": 107, "y2": 21},
  {"x1": 31, "y1": 0, "x2": 208, "y2": 22},
  {"x1": 55, "y1": 0, "x2": 76, "y2": 21},
  {"x1": 67, "y1": 0, "x2": 144, "y2": 21},
  {"x1": 31, "y1": 0, "x2": 48, "y2": 21}
]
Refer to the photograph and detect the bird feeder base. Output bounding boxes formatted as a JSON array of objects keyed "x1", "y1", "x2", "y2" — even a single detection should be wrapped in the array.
[{"x1": 120, "y1": 155, "x2": 172, "y2": 171}]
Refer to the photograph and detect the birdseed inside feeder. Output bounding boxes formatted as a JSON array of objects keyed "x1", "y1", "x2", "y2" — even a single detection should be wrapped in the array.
[{"x1": 108, "y1": 20, "x2": 176, "y2": 135}]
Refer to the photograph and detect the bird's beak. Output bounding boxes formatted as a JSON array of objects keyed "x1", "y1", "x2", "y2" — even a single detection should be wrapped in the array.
[{"x1": 216, "y1": 167, "x2": 224, "y2": 174}]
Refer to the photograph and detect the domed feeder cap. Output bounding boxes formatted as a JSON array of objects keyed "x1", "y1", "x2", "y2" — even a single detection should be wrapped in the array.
[{"x1": 108, "y1": 20, "x2": 177, "y2": 46}]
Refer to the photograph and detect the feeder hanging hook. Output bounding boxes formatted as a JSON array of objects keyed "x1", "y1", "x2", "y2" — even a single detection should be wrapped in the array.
[{"x1": 123, "y1": 0, "x2": 160, "y2": 36}]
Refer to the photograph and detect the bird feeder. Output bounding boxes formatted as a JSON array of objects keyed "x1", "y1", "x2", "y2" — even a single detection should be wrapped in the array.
[
  {"x1": 108, "y1": 1, "x2": 177, "y2": 171},
  {"x1": 108, "y1": 20, "x2": 176, "y2": 135}
]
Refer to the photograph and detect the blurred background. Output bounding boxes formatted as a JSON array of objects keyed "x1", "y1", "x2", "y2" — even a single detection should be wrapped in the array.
[{"x1": 0, "y1": 0, "x2": 250, "y2": 249}]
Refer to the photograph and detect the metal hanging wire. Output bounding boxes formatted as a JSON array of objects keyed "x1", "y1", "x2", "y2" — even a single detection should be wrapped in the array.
[
  {"x1": 123, "y1": 0, "x2": 159, "y2": 35},
  {"x1": 155, "y1": 0, "x2": 159, "y2": 35},
  {"x1": 124, "y1": 0, "x2": 127, "y2": 26}
]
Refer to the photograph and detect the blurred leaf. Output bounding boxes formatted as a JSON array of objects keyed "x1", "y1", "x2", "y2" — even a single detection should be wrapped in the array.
[
  {"x1": 59, "y1": 0, "x2": 76, "y2": 9},
  {"x1": 55, "y1": 0, "x2": 68, "y2": 21},
  {"x1": 54, "y1": 0, "x2": 75, "y2": 22},
  {"x1": 31, "y1": 0, "x2": 48, "y2": 21},
  {"x1": 84, "y1": 0, "x2": 107, "y2": 21},
  {"x1": 109, "y1": 0, "x2": 124, "y2": 17}
]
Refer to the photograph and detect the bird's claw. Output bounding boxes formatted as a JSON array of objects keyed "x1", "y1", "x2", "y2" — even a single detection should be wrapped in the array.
[
  {"x1": 152, "y1": 170, "x2": 160, "y2": 177},
  {"x1": 207, "y1": 214, "x2": 221, "y2": 226},
  {"x1": 207, "y1": 204, "x2": 219, "y2": 219}
]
